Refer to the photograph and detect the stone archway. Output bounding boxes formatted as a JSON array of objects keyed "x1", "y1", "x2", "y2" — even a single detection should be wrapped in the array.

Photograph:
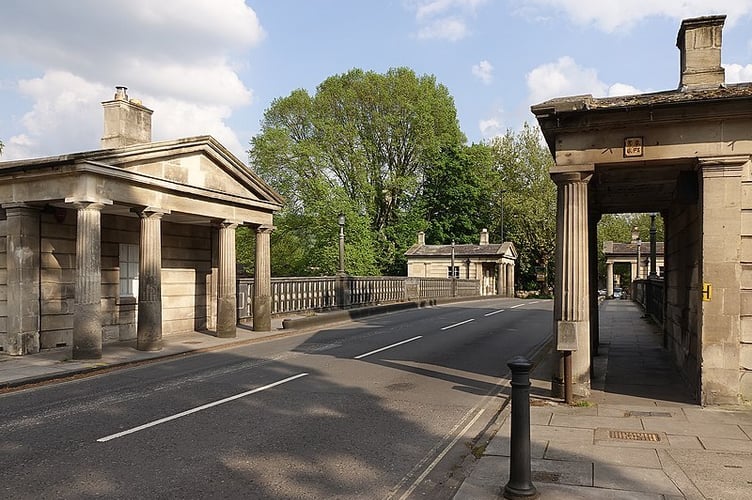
[{"x1": 532, "y1": 15, "x2": 752, "y2": 404}]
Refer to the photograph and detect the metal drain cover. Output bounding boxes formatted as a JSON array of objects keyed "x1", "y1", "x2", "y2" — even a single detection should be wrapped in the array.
[
  {"x1": 626, "y1": 411, "x2": 673, "y2": 417},
  {"x1": 609, "y1": 430, "x2": 662, "y2": 442}
]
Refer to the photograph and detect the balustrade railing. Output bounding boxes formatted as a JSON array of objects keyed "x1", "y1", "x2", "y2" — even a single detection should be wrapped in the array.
[
  {"x1": 237, "y1": 276, "x2": 481, "y2": 320},
  {"x1": 633, "y1": 277, "x2": 664, "y2": 325}
]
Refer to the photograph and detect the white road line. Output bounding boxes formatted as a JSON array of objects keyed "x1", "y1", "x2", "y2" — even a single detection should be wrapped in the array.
[
  {"x1": 440, "y1": 318, "x2": 475, "y2": 330},
  {"x1": 96, "y1": 373, "x2": 309, "y2": 442},
  {"x1": 510, "y1": 303, "x2": 525, "y2": 309},
  {"x1": 354, "y1": 336, "x2": 422, "y2": 359},
  {"x1": 484, "y1": 309, "x2": 504, "y2": 317},
  {"x1": 530, "y1": 301, "x2": 539, "y2": 305},
  {"x1": 397, "y1": 408, "x2": 486, "y2": 500}
]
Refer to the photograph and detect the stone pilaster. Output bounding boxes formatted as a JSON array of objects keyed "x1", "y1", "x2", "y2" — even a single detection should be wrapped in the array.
[
  {"x1": 253, "y1": 225, "x2": 274, "y2": 332},
  {"x1": 3, "y1": 204, "x2": 41, "y2": 355},
  {"x1": 217, "y1": 221, "x2": 238, "y2": 338},
  {"x1": 699, "y1": 156, "x2": 745, "y2": 404},
  {"x1": 553, "y1": 171, "x2": 592, "y2": 397},
  {"x1": 134, "y1": 208, "x2": 166, "y2": 351},
  {"x1": 69, "y1": 200, "x2": 109, "y2": 359}
]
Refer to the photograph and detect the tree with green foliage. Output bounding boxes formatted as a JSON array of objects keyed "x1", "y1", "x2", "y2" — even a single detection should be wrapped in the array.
[
  {"x1": 247, "y1": 67, "x2": 465, "y2": 276},
  {"x1": 488, "y1": 123, "x2": 557, "y2": 290},
  {"x1": 421, "y1": 143, "x2": 497, "y2": 245}
]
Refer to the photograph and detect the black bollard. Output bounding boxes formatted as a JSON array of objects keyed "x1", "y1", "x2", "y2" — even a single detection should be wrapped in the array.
[{"x1": 503, "y1": 356, "x2": 539, "y2": 500}]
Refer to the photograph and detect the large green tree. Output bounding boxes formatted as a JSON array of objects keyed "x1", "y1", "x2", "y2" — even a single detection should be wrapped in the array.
[
  {"x1": 488, "y1": 123, "x2": 557, "y2": 290},
  {"x1": 421, "y1": 143, "x2": 497, "y2": 244},
  {"x1": 248, "y1": 67, "x2": 464, "y2": 276},
  {"x1": 597, "y1": 212, "x2": 665, "y2": 284}
]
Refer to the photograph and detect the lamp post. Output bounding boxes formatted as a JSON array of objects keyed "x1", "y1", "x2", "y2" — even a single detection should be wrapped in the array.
[
  {"x1": 500, "y1": 189, "x2": 506, "y2": 242},
  {"x1": 450, "y1": 240, "x2": 456, "y2": 278},
  {"x1": 636, "y1": 235, "x2": 642, "y2": 280},
  {"x1": 649, "y1": 213, "x2": 658, "y2": 278},
  {"x1": 338, "y1": 213, "x2": 345, "y2": 275}
]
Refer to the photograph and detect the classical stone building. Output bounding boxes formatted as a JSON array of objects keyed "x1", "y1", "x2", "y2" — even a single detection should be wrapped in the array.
[
  {"x1": 532, "y1": 15, "x2": 752, "y2": 404},
  {"x1": 603, "y1": 227, "x2": 665, "y2": 296},
  {"x1": 405, "y1": 229, "x2": 517, "y2": 296},
  {"x1": 0, "y1": 87, "x2": 283, "y2": 359}
]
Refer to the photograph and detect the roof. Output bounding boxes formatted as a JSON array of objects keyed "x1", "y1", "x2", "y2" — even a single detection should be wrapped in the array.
[
  {"x1": 405, "y1": 241, "x2": 517, "y2": 259},
  {"x1": 531, "y1": 82, "x2": 752, "y2": 115},
  {"x1": 603, "y1": 241, "x2": 665, "y2": 256}
]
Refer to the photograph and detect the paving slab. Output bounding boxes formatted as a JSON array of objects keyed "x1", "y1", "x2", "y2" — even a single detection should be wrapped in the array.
[
  {"x1": 642, "y1": 418, "x2": 749, "y2": 439},
  {"x1": 544, "y1": 443, "x2": 661, "y2": 469},
  {"x1": 550, "y1": 414, "x2": 644, "y2": 430},
  {"x1": 593, "y1": 463, "x2": 681, "y2": 496},
  {"x1": 530, "y1": 424, "x2": 594, "y2": 444},
  {"x1": 533, "y1": 483, "x2": 666, "y2": 499},
  {"x1": 484, "y1": 434, "x2": 548, "y2": 458},
  {"x1": 699, "y1": 436, "x2": 752, "y2": 452}
]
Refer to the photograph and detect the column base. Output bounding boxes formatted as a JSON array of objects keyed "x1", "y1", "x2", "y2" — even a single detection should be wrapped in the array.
[
  {"x1": 73, "y1": 347, "x2": 102, "y2": 360},
  {"x1": 216, "y1": 328, "x2": 237, "y2": 339},
  {"x1": 136, "y1": 339, "x2": 163, "y2": 351}
]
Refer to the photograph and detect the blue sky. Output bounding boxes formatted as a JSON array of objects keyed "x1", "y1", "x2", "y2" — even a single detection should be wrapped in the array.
[{"x1": 1, "y1": 1, "x2": 751, "y2": 162}]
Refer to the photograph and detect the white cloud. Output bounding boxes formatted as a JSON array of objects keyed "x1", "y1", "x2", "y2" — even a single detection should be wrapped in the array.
[
  {"x1": 407, "y1": 0, "x2": 488, "y2": 41},
  {"x1": 518, "y1": 0, "x2": 752, "y2": 32},
  {"x1": 724, "y1": 63, "x2": 752, "y2": 83},
  {"x1": 479, "y1": 118, "x2": 503, "y2": 138},
  {"x1": 527, "y1": 56, "x2": 642, "y2": 104},
  {"x1": 417, "y1": 17, "x2": 468, "y2": 41},
  {"x1": 0, "y1": 0, "x2": 263, "y2": 160},
  {"x1": 472, "y1": 60, "x2": 494, "y2": 84}
]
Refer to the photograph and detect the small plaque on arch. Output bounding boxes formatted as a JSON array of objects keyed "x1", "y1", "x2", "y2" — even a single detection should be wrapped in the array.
[{"x1": 624, "y1": 137, "x2": 643, "y2": 157}]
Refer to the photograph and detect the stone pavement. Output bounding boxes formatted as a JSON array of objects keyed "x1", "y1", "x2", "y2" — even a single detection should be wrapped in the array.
[{"x1": 455, "y1": 299, "x2": 752, "y2": 500}]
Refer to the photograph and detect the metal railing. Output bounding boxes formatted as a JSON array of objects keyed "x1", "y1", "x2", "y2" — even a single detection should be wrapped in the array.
[
  {"x1": 633, "y1": 277, "x2": 664, "y2": 324},
  {"x1": 237, "y1": 276, "x2": 481, "y2": 320}
]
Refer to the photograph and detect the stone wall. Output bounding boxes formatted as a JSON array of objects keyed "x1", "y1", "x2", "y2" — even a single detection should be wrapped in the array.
[
  {"x1": 39, "y1": 210, "x2": 76, "y2": 348},
  {"x1": 161, "y1": 222, "x2": 214, "y2": 334},
  {"x1": 664, "y1": 189, "x2": 702, "y2": 399},
  {"x1": 738, "y1": 162, "x2": 752, "y2": 401},
  {"x1": 0, "y1": 216, "x2": 6, "y2": 351}
]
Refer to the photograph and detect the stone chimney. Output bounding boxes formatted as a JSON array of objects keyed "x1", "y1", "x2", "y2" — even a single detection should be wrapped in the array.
[
  {"x1": 676, "y1": 15, "x2": 726, "y2": 89},
  {"x1": 417, "y1": 231, "x2": 425, "y2": 245},
  {"x1": 101, "y1": 86, "x2": 153, "y2": 148},
  {"x1": 631, "y1": 226, "x2": 640, "y2": 243},
  {"x1": 479, "y1": 228, "x2": 489, "y2": 245}
]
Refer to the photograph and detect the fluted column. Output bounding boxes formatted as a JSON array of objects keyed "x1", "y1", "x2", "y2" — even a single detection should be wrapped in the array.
[
  {"x1": 134, "y1": 208, "x2": 166, "y2": 351},
  {"x1": 3, "y1": 204, "x2": 41, "y2": 355},
  {"x1": 553, "y1": 171, "x2": 592, "y2": 397},
  {"x1": 496, "y1": 263, "x2": 505, "y2": 296},
  {"x1": 253, "y1": 225, "x2": 274, "y2": 332},
  {"x1": 506, "y1": 263, "x2": 515, "y2": 297},
  {"x1": 606, "y1": 262, "x2": 614, "y2": 297},
  {"x1": 70, "y1": 201, "x2": 107, "y2": 359},
  {"x1": 217, "y1": 221, "x2": 238, "y2": 338}
]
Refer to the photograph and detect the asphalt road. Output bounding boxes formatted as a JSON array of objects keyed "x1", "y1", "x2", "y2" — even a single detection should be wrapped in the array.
[{"x1": 0, "y1": 298, "x2": 552, "y2": 499}]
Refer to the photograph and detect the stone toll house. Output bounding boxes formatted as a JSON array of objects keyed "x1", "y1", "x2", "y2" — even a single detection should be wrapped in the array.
[
  {"x1": 405, "y1": 229, "x2": 517, "y2": 296},
  {"x1": 532, "y1": 15, "x2": 752, "y2": 404},
  {"x1": 0, "y1": 86, "x2": 283, "y2": 359},
  {"x1": 603, "y1": 226, "x2": 665, "y2": 297}
]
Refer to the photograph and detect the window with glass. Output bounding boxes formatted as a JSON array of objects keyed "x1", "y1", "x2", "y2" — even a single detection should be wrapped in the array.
[{"x1": 119, "y1": 243, "x2": 139, "y2": 299}]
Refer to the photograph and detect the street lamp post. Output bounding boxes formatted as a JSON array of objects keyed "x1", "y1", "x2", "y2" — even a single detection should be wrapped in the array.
[
  {"x1": 338, "y1": 213, "x2": 345, "y2": 275},
  {"x1": 500, "y1": 189, "x2": 506, "y2": 242},
  {"x1": 649, "y1": 213, "x2": 658, "y2": 278}
]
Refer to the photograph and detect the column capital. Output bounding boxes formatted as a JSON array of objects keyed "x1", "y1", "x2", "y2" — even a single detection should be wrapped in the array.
[
  {"x1": 551, "y1": 171, "x2": 593, "y2": 185},
  {"x1": 64, "y1": 197, "x2": 113, "y2": 211},
  {"x1": 698, "y1": 155, "x2": 748, "y2": 178},
  {"x1": 131, "y1": 206, "x2": 169, "y2": 218},
  {"x1": 212, "y1": 219, "x2": 241, "y2": 230},
  {"x1": 255, "y1": 224, "x2": 275, "y2": 235}
]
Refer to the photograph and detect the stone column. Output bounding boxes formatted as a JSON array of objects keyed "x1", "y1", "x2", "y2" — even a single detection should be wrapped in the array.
[
  {"x1": 552, "y1": 171, "x2": 592, "y2": 397},
  {"x1": 217, "y1": 221, "x2": 238, "y2": 338},
  {"x1": 69, "y1": 200, "x2": 108, "y2": 359},
  {"x1": 4, "y1": 204, "x2": 41, "y2": 355},
  {"x1": 253, "y1": 225, "x2": 274, "y2": 332},
  {"x1": 506, "y1": 263, "x2": 515, "y2": 297},
  {"x1": 497, "y1": 262, "x2": 505, "y2": 296},
  {"x1": 606, "y1": 262, "x2": 614, "y2": 297},
  {"x1": 589, "y1": 212, "x2": 600, "y2": 357},
  {"x1": 134, "y1": 208, "x2": 166, "y2": 351}
]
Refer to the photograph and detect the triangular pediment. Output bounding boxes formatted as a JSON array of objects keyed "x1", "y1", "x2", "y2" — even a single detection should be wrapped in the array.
[{"x1": 87, "y1": 136, "x2": 284, "y2": 206}]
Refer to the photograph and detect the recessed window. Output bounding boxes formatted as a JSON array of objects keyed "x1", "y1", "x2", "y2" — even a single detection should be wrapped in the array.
[
  {"x1": 119, "y1": 243, "x2": 139, "y2": 299},
  {"x1": 447, "y1": 266, "x2": 459, "y2": 278}
]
